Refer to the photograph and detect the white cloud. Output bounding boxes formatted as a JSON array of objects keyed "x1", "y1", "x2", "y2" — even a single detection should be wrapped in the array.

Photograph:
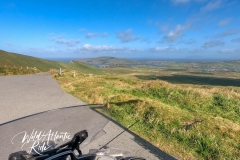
[
  {"x1": 78, "y1": 28, "x2": 86, "y2": 32},
  {"x1": 213, "y1": 29, "x2": 240, "y2": 38},
  {"x1": 75, "y1": 44, "x2": 127, "y2": 52},
  {"x1": 142, "y1": 38, "x2": 151, "y2": 43},
  {"x1": 85, "y1": 32, "x2": 108, "y2": 38},
  {"x1": 202, "y1": 40, "x2": 224, "y2": 48},
  {"x1": 129, "y1": 48, "x2": 143, "y2": 51},
  {"x1": 73, "y1": 44, "x2": 183, "y2": 54},
  {"x1": 172, "y1": 0, "x2": 206, "y2": 4},
  {"x1": 159, "y1": 24, "x2": 169, "y2": 34},
  {"x1": 116, "y1": 29, "x2": 141, "y2": 43},
  {"x1": 162, "y1": 24, "x2": 190, "y2": 42},
  {"x1": 201, "y1": 0, "x2": 222, "y2": 12},
  {"x1": 5, "y1": 42, "x2": 12, "y2": 46},
  {"x1": 148, "y1": 21, "x2": 169, "y2": 34},
  {"x1": 86, "y1": 32, "x2": 98, "y2": 38},
  {"x1": 183, "y1": 39, "x2": 197, "y2": 44},
  {"x1": 55, "y1": 39, "x2": 81, "y2": 46},
  {"x1": 172, "y1": 0, "x2": 190, "y2": 4},
  {"x1": 152, "y1": 47, "x2": 170, "y2": 52},
  {"x1": 195, "y1": 0, "x2": 207, "y2": 2},
  {"x1": 150, "y1": 47, "x2": 181, "y2": 53},
  {"x1": 28, "y1": 47, "x2": 59, "y2": 54},
  {"x1": 50, "y1": 34, "x2": 80, "y2": 46},
  {"x1": 217, "y1": 18, "x2": 232, "y2": 27},
  {"x1": 219, "y1": 48, "x2": 240, "y2": 54},
  {"x1": 231, "y1": 38, "x2": 240, "y2": 43},
  {"x1": 101, "y1": 32, "x2": 108, "y2": 37},
  {"x1": 167, "y1": 38, "x2": 196, "y2": 45}
]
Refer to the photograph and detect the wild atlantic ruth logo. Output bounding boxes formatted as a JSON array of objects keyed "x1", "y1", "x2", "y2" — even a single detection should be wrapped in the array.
[{"x1": 11, "y1": 129, "x2": 72, "y2": 155}]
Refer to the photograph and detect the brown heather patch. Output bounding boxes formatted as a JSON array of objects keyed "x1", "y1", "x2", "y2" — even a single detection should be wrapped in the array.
[
  {"x1": 214, "y1": 116, "x2": 240, "y2": 133},
  {"x1": 180, "y1": 83, "x2": 240, "y2": 100},
  {"x1": 178, "y1": 83, "x2": 240, "y2": 98}
]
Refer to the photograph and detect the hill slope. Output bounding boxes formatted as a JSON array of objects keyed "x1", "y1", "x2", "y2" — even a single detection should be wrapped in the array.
[
  {"x1": 0, "y1": 50, "x2": 103, "y2": 73},
  {"x1": 0, "y1": 50, "x2": 66, "y2": 71},
  {"x1": 77, "y1": 56, "x2": 137, "y2": 65}
]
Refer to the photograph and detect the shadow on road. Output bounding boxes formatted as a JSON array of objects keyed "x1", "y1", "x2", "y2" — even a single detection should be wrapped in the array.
[
  {"x1": 136, "y1": 74, "x2": 240, "y2": 87},
  {"x1": 0, "y1": 104, "x2": 90, "y2": 126}
]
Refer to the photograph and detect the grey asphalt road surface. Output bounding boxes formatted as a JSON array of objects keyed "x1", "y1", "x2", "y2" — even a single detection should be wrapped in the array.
[
  {"x1": 0, "y1": 73, "x2": 85, "y2": 124},
  {"x1": 0, "y1": 73, "x2": 177, "y2": 160}
]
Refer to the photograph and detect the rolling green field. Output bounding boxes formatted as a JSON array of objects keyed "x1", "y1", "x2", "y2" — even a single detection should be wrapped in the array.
[{"x1": 50, "y1": 68, "x2": 240, "y2": 160}]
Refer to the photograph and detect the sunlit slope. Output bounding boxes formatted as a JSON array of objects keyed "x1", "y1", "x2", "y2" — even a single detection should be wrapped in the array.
[
  {"x1": 0, "y1": 50, "x2": 64, "y2": 71},
  {"x1": 0, "y1": 50, "x2": 103, "y2": 74},
  {"x1": 59, "y1": 61, "x2": 104, "y2": 74}
]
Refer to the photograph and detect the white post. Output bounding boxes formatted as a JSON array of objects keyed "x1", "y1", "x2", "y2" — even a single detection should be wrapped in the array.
[
  {"x1": 59, "y1": 68, "x2": 62, "y2": 76},
  {"x1": 73, "y1": 70, "x2": 76, "y2": 77},
  {"x1": 27, "y1": 66, "x2": 28, "y2": 70}
]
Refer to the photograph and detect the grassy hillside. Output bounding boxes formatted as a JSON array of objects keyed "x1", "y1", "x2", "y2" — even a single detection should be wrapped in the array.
[
  {"x1": 0, "y1": 50, "x2": 103, "y2": 74},
  {"x1": 0, "y1": 50, "x2": 64, "y2": 71},
  {"x1": 51, "y1": 69, "x2": 240, "y2": 160}
]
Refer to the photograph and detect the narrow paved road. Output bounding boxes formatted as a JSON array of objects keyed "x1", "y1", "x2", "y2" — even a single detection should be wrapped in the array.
[
  {"x1": 0, "y1": 73, "x2": 177, "y2": 160},
  {"x1": 0, "y1": 73, "x2": 85, "y2": 123}
]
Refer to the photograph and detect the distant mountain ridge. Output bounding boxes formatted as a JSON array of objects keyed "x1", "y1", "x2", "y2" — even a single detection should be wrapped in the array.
[
  {"x1": 77, "y1": 56, "x2": 138, "y2": 65},
  {"x1": 77, "y1": 56, "x2": 240, "y2": 70}
]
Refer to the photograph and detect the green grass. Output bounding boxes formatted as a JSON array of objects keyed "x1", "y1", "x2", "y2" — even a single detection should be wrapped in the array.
[
  {"x1": 0, "y1": 67, "x2": 40, "y2": 75},
  {"x1": 0, "y1": 50, "x2": 104, "y2": 74},
  {"x1": 52, "y1": 69, "x2": 240, "y2": 160},
  {"x1": 0, "y1": 50, "x2": 64, "y2": 71},
  {"x1": 142, "y1": 60, "x2": 240, "y2": 70}
]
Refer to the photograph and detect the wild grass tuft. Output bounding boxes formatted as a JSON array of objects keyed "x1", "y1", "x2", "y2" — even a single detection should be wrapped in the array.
[{"x1": 0, "y1": 67, "x2": 40, "y2": 75}]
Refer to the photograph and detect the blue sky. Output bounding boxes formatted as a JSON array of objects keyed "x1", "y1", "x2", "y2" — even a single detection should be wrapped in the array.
[{"x1": 1, "y1": 0, "x2": 240, "y2": 60}]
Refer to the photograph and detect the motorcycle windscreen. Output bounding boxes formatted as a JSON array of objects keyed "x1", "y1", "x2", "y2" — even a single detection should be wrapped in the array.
[{"x1": 0, "y1": 105, "x2": 109, "y2": 159}]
